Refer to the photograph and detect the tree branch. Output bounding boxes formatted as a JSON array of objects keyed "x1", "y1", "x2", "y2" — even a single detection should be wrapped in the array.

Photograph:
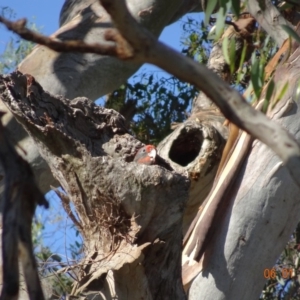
[
  {"x1": 0, "y1": 111, "x2": 48, "y2": 300},
  {"x1": 0, "y1": 16, "x2": 131, "y2": 59},
  {"x1": 98, "y1": 0, "x2": 300, "y2": 187},
  {"x1": 1, "y1": 3, "x2": 300, "y2": 188}
]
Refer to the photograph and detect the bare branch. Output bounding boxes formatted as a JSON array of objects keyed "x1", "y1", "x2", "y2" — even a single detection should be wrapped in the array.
[{"x1": 0, "y1": 16, "x2": 133, "y2": 59}]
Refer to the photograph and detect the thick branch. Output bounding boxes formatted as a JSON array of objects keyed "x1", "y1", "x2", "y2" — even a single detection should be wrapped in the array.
[
  {"x1": 2, "y1": 4, "x2": 300, "y2": 186},
  {"x1": 2, "y1": 0, "x2": 300, "y2": 223},
  {"x1": 98, "y1": 0, "x2": 300, "y2": 187},
  {"x1": 6, "y1": 1, "x2": 293, "y2": 191},
  {"x1": 0, "y1": 17, "x2": 130, "y2": 59},
  {"x1": 0, "y1": 0, "x2": 203, "y2": 201},
  {"x1": 0, "y1": 72, "x2": 189, "y2": 299},
  {"x1": 187, "y1": 43, "x2": 300, "y2": 297}
]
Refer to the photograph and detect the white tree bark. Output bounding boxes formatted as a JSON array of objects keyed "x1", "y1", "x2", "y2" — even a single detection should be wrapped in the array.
[{"x1": 188, "y1": 45, "x2": 300, "y2": 299}]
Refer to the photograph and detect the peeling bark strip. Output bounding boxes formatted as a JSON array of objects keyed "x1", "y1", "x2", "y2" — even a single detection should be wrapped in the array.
[
  {"x1": 0, "y1": 112, "x2": 47, "y2": 300},
  {"x1": 0, "y1": 72, "x2": 189, "y2": 299},
  {"x1": 182, "y1": 32, "x2": 300, "y2": 285}
]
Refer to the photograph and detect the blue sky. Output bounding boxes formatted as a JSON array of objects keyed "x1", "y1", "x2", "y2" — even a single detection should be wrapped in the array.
[
  {"x1": 0, "y1": 0, "x2": 194, "y2": 68},
  {"x1": 0, "y1": 1, "x2": 202, "y2": 259}
]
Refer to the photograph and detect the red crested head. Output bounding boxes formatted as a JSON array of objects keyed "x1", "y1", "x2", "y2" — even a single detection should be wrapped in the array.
[{"x1": 134, "y1": 145, "x2": 157, "y2": 165}]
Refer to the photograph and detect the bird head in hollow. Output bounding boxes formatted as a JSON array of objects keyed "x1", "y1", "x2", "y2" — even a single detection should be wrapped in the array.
[{"x1": 134, "y1": 145, "x2": 157, "y2": 165}]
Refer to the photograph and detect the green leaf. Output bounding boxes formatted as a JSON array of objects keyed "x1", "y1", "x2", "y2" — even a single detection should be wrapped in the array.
[
  {"x1": 236, "y1": 41, "x2": 247, "y2": 82},
  {"x1": 52, "y1": 254, "x2": 62, "y2": 262},
  {"x1": 265, "y1": 80, "x2": 275, "y2": 103},
  {"x1": 263, "y1": 79, "x2": 275, "y2": 113},
  {"x1": 204, "y1": 0, "x2": 218, "y2": 25},
  {"x1": 239, "y1": 41, "x2": 247, "y2": 69},
  {"x1": 231, "y1": 0, "x2": 240, "y2": 17},
  {"x1": 272, "y1": 81, "x2": 289, "y2": 108},
  {"x1": 282, "y1": 25, "x2": 300, "y2": 44},
  {"x1": 222, "y1": 37, "x2": 236, "y2": 74},
  {"x1": 250, "y1": 57, "x2": 262, "y2": 99},
  {"x1": 222, "y1": 36, "x2": 230, "y2": 65},
  {"x1": 220, "y1": 0, "x2": 228, "y2": 8},
  {"x1": 215, "y1": 6, "x2": 227, "y2": 38},
  {"x1": 229, "y1": 38, "x2": 236, "y2": 74}
]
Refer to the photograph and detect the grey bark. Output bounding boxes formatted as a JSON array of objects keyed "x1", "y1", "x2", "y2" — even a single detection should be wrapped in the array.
[
  {"x1": 247, "y1": 0, "x2": 290, "y2": 47},
  {"x1": 0, "y1": 71, "x2": 189, "y2": 299},
  {"x1": 1, "y1": 0, "x2": 300, "y2": 299},
  {"x1": 157, "y1": 111, "x2": 226, "y2": 234},
  {"x1": 188, "y1": 32, "x2": 300, "y2": 300},
  {"x1": 0, "y1": 0, "x2": 205, "y2": 197}
]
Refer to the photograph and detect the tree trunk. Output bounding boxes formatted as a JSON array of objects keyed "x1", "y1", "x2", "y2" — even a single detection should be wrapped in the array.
[
  {"x1": 0, "y1": 71, "x2": 190, "y2": 299},
  {"x1": 188, "y1": 36, "x2": 300, "y2": 300},
  {"x1": 1, "y1": 0, "x2": 300, "y2": 299}
]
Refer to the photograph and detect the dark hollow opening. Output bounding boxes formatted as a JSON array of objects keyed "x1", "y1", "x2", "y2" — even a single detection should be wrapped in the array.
[{"x1": 169, "y1": 129, "x2": 203, "y2": 166}]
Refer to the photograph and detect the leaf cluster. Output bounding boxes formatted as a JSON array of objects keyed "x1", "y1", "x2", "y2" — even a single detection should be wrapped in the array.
[{"x1": 106, "y1": 73, "x2": 198, "y2": 145}]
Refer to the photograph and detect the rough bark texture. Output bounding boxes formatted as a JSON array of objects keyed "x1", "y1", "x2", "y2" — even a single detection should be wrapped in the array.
[
  {"x1": 1, "y1": 0, "x2": 300, "y2": 299},
  {"x1": 0, "y1": 72, "x2": 190, "y2": 299},
  {"x1": 0, "y1": 0, "x2": 206, "y2": 199}
]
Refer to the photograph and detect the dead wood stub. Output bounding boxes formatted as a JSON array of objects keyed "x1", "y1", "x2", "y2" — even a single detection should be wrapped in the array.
[{"x1": 157, "y1": 117, "x2": 225, "y2": 235}]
